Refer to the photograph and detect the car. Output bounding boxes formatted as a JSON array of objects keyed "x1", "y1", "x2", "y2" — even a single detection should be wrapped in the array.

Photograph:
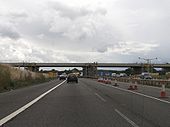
[
  {"x1": 119, "y1": 73, "x2": 127, "y2": 77},
  {"x1": 59, "y1": 74, "x2": 67, "y2": 80},
  {"x1": 67, "y1": 74, "x2": 78, "y2": 83},
  {"x1": 140, "y1": 72, "x2": 152, "y2": 80},
  {"x1": 144, "y1": 75, "x2": 152, "y2": 79}
]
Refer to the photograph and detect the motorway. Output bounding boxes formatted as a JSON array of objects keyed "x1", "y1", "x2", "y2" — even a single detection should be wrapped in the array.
[
  {"x1": 112, "y1": 80, "x2": 170, "y2": 102},
  {"x1": 0, "y1": 78, "x2": 170, "y2": 127}
]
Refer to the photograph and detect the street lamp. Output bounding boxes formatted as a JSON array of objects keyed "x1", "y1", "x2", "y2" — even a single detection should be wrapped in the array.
[{"x1": 138, "y1": 57, "x2": 158, "y2": 73}]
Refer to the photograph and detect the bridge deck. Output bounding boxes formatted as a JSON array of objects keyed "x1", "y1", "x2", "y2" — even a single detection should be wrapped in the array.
[{"x1": 1, "y1": 63, "x2": 170, "y2": 68}]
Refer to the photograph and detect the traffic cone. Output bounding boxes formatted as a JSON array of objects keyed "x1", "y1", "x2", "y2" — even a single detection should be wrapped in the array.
[
  {"x1": 97, "y1": 78, "x2": 100, "y2": 82},
  {"x1": 103, "y1": 78, "x2": 106, "y2": 84},
  {"x1": 101, "y1": 78, "x2": 104, "y2": 83},
  {"x1": 160, "y1": 91, "x2": 166, "y2": 98},
  {"x1": 134, "y1": 81, "x2": 138, "y2": 90},
  {"x1": 114, "y1": 80, "x2": 118, "y2": 86},
  {"x1": 105, "y1": 79, "x2": 111, "y2": 84},
  {"x1": 160, "y1": 83, "x2": 168, "y2": 98},
  {"x1": 128, "y1": 85, "x2": 134, "y2": 90},
  {"x1": 134, "y1": 85, "x2": 138, "y2": 90},
  {"x1": 108, "y1": 79, "x2": 112, "y2": 84}
]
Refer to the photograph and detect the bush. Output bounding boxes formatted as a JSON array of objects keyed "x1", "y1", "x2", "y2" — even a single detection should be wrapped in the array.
[
  {"x1": 0, "y1": 65, "x2": 11, "y2": 91},
  {"x1": 0, "y1": 64, "x2": 51, "y2": 92}
]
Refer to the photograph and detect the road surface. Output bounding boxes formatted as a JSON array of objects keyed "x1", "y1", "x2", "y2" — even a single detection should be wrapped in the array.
[
  {"x1": 0, "y1": 78, "x2": 170, "y2": 127},
  {"x1": 113, "y1": 80, "x2": 170, "y2": 101}
]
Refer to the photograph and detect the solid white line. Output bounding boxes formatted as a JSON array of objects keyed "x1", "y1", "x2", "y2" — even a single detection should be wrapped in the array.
[
  {"x1": 99, "y1": 83, "x2": 170, "y2": 104},
  {"x1": 0, "y1": 80, "x2": 66, "y2": 126},
  {"x1": 95, "y1": 93, "x2": 106, "y2": 102},
  {"x1": 115, "y1": 109, "x2": 139, "y2": 127}
]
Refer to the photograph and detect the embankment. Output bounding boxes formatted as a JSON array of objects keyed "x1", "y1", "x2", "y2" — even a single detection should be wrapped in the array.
[{"x1": 0, "y1": 64, "x2": 55, "y2": 92}]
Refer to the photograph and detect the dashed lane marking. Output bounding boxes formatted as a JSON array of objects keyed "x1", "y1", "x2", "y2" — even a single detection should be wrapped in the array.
[
  {"x1": 95, "y1": 93, "x2": 106, "y2": 102},
  {"x1": 115, "y1": 109, "x2": 139, "y2": 127}
]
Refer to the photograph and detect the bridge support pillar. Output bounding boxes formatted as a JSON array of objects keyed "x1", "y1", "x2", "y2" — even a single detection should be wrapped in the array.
[
  {"x1": 26, "y1": 66, "x2": 39, "y2": 72},
  {"x1": 83, "y1": 63, "x2": 98, "y2": 78},
  {"x1": 24, "y1": 63, "x2": 39, "y2": 72},
  {"x1": 162, "y1": 68, "x2": 170, "y2": 73}
]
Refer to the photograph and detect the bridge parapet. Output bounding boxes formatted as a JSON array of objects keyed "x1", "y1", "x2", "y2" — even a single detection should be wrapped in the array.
[{"x1": 1, "y1": 62, "x2": 170, "y2": 68}]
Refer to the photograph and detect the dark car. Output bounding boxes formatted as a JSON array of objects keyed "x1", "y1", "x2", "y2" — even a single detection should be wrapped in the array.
[
  {"x1": 59, "y1": 74, "x2": 67, "y2": 80},
  {"x1": 67, "y1": 74, "x2": 78, "y2": 83}
]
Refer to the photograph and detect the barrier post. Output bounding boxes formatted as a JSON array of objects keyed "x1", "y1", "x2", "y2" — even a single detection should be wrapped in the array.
[
  {"x1": 160, "y1": 81, "x2": 168, "y2": 98},
  {"x1": 134, "y1": 80, "x2": 138, "y2": 90},
  {"x1": 114, "y1": 79, "x2": 118, "y2": 86}
]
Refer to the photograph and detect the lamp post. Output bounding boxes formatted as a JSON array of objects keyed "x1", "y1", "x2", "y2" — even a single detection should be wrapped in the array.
[{"x1": 138, "y1": 57, "x2": 157, "y2": 73}]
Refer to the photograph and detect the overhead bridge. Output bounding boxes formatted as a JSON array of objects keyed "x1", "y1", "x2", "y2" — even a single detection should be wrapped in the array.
[
  {"x1": 2, "y1": 62, "x2": 170, "y2": 67},
  {"x1": 1, "y1": 62, "x2": 170, "y2": 77}
]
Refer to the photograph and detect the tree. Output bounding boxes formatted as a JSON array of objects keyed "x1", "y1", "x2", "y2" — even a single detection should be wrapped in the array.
[{"x1": 125, "y1": 68, "x2": 133, "y2": 76}]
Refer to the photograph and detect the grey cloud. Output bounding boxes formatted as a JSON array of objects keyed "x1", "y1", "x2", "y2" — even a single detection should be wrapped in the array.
[
  {"x1": 48, "y1": 1, "x2": 107, "y2": 20},
  {"x1": 94, "y1": 41, "x2": 159, "y2": 55},
  {"x1": 96, "y1": 48, "x2": 107, "y2": 53},
  {"x1": 95, "y1": 8, "x2": 107, "y2": 15},
  {"x1": 0, "y1": 24, "x2": 20, "y2": 39},
  {"x1": 0, "y1": 0, "x2": 169, "y2": 63},
  {"x1": 95, "y1": 45, "x2": 111, "y2": 53},
  {"x1": 44, "y1": 2, "x2": 109, "y2": 42},
  {"x1": 9, "y1": 11, "x2": 28, "y2": 19}
]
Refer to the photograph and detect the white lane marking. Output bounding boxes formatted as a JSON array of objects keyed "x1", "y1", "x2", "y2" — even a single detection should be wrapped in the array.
[
  {"x1": 99, "y1": 83, "x2": 170, "y2": 104},
  {"x1": 95, "y1": 93, "x2": 106, "y2": 102},
  {"x1": 115, "y1": 109, "x2": 139, "y2": 127},
  {"x1": 0, "y1": 80, "x2": 66, "y2": 126}
]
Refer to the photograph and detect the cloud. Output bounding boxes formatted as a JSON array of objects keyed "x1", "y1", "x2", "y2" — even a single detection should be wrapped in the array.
[
  {"x1": 44, "y1": 1, "x2": 108, "y2": 41},
  {"x1": 0, "y1": 10, "x2": 28, "y2": 40},
  {"x1": 112, "y1": 41, "x2": 159, "y2": 55},
  {"x1": 0, "y1": 36, "x2": 99, "y2": 63},
  {"x1": 48, "y1": 1, "x2": 106, "y2": 20},
  {"x1": 0, "y1": 37, "x2": 31, "y2": 61},
  {"x1": 0, "y1": 36, "x2": 161, "y2": 64},
  {"x1": 0, "y1": 23, "x2": 20, "y2": 39},
  {"x1": 9, "y1": 11, "x2": 28, "y2": 19},
  {"x1": 95, "y1": 41, "x2": 159, "y2": 55},
  {"x1": 0, "y1": 0, "x2": 169, "y2": 63}
]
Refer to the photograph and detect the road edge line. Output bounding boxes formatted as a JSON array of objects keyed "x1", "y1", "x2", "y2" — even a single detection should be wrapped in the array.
[
  {"x1": 99, "y1": 82, "x2": 170, "y2": 104},
  {"x1": 0, "y1": 80, "x2": 66, "y2": 126}
]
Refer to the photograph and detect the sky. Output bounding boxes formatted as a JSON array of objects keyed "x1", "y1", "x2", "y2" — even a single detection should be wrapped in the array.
[{"x1": 0, "y1": 0, "x2": 170, "y2": 64}]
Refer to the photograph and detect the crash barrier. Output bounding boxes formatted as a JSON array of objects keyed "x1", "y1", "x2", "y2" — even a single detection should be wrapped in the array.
[
  {"x1": 98, "y1": 78, "x2": 111, "y2": 84},
  {"x1": 113, "y1": 78, "x2": 170, "y2": 88}
]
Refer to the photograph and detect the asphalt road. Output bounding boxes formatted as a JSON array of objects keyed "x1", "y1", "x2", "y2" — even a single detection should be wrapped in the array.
[
  {"x1": 0, "y1": 80, "x2": 62, "y2": 120},
  {"x1": 0, "y1": 78, "x2": 170, "y2": 127},
  {"x1": 112, "y1": 80, "x2": 170, "y2": 101}
]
